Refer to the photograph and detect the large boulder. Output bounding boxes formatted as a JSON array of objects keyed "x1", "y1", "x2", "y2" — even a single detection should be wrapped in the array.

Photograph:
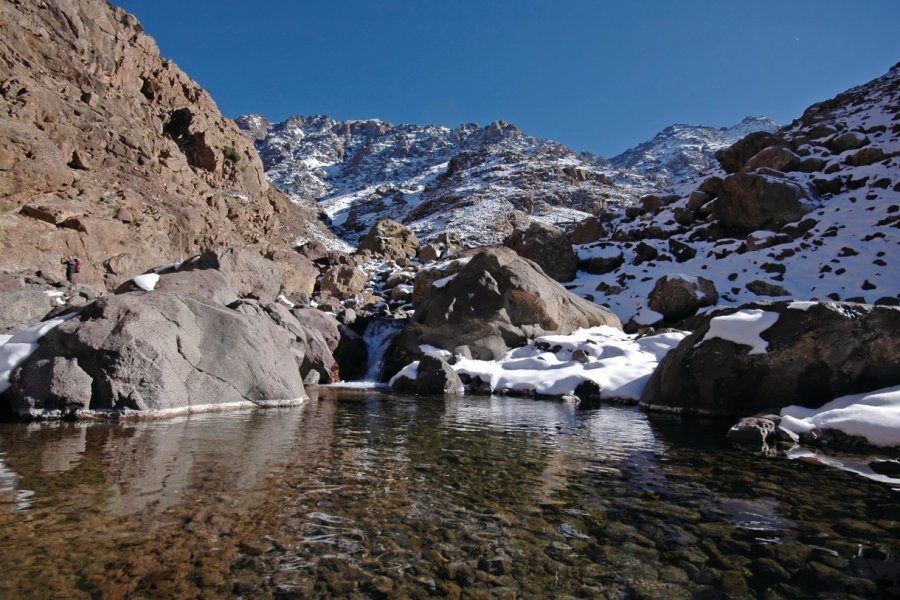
[
  {"x1": 319, "y1": 264, "x2": 368, "y2": 298},
  {"x1": 504, "y1": 221, "x2": 578, "y2": 282},
  {"x1": 568, "y1": 216, "x2": 606, "y2": 245},
  {"x1": 391, "y1": 355, "x2": 465, "y2": 396},
  {"x1": 116, "y1": 268, "x2": 240, "y2": 306},
  {"x1": 743, "y1": 146, "x2": 803, "y2": 173},
  {"x1": 231, "y1": 301, "x2": 339, "y2": 384},
  {"x1": 640, "y1": 301, "x2": 900, "y2": 417},
  {"x1": 715, "y1": 131, "x2": 783, "y2": 174},
  {"x1": 8, "y1": 292, "x2": 306, "y2": 418},
  {"x1": 357, "y1": 219, "x2": 419, "y2": 260},
  {"x1": 385, "y1": 248, "x2": 621, "y2": 374},
  {"x1": 648, "y1": 274, "x2": 718, "y2": 321},
  {"x1": 713, "y1": 173, "x2": 813, "y2": 234},
  {"x1": 268, "y1": 250, "x2": 319, "y2": 297}
]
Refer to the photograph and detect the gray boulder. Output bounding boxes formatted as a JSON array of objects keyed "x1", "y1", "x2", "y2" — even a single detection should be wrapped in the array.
[
  {"x1": 385, "y1": 247, "x2": 620, "y2": 375},
  {"x1": 391, "y1": 355, "x2": 464, "y2": 396},
  {"x1": 180, "y1": 248, "x2": 284, "y2": 302},
  {"x1": 640, "y1": 301, "x2": 900, "y2": 418},
  {"x1": 9, "y1": 292, "x2": 306, "y2": 418},
  {"x1": 232, "y1": 301, "x2": 339, "y2": 384}
]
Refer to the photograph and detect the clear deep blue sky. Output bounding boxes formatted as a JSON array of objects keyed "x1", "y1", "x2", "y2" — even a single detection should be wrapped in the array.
[{"x1": 112, "y1": 0, "x2": 899, "y2": 157}]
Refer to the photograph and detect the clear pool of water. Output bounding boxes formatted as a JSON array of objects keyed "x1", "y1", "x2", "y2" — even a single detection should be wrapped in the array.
[{"x1": 1, "y1": 387, "x2": 898, "y2": 598}]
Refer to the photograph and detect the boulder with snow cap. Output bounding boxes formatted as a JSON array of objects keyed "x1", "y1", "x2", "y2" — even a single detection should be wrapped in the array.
[
  {"x1": 640, "y1": 301, "x2": 900, "y2": 418},
  {"x1": 383, "y1": 247, "x2": 621, "y2": 376},
  {"x1": 391, "y1": 355, "x2": 464, "y2": 396},
  {"x1": 7, "y1": 291, "x2": 306, "y2": 419},
  {"x1": 648, "y1": 274, "x2": 718, "y2": 321},
  {"x1": 116, "y1": 268, "x2": 240, "y2": 306}
]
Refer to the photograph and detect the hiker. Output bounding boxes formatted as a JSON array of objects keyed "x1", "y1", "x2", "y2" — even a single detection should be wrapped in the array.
[{"x1": 62, "y1": 255, "x2": 80, "y2": 284}]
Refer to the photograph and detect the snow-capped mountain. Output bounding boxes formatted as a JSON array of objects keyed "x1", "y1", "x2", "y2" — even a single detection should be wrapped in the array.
[
  {"x1": 236, "y1": 114, "x2": 776, "y2": 247},
  {"x1": 609, "y1": 116, "x2": 779, "y2": 186},
  {"x1": 236, "y1": 115, "x2": 638, "y2": 245}
]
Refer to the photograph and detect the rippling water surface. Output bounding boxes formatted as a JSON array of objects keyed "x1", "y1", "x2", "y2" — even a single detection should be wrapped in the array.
[{"x1": 1, "y1": 388, "x2": 898, "y2": 599}]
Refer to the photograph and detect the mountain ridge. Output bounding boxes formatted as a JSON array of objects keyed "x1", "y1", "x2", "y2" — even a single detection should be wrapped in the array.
[{"x1": 237, "y1": 113, "x2": 778, "y2": 246}]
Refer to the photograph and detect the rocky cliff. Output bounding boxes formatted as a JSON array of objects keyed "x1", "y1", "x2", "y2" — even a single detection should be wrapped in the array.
[{"x1": 0, "y1": 0, "x2": 339, "y2": 291}]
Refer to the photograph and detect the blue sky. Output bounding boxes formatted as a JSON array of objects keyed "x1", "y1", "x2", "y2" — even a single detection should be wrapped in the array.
[{"x1": 112, "y1": 0, "x2": 899, "y2": 157}]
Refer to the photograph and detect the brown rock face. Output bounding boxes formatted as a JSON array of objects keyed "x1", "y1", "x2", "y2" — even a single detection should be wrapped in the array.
[
  {"x1": 713, "y1": 173, "x2": 812, "y2": 233},
  {"x1": 504, "y1": 221, "x2": 578, "y2": 282},
  {"x1": 357, "y1": 219, "x2": 419, "y2": 260},
  {"x1": 648, "y1": 274, "x2": 718, "y2": 321},
  {"x1": 568, "y1": 215, "x2": 606, "y2": 245},
  {"x1": 0, "y1": 0, "x2": 336, "y2": 291},
  {"x1": 715, "y1": 131, "x2": 783, "y2": 174},
  {"x1": 640, "y1": 302, "x2": 900, "y2": 418}
]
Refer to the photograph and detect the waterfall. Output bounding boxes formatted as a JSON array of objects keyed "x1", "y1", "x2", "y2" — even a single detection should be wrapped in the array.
[{"x1": 361, "y1": 318, "x2": 406, "y2": 383}]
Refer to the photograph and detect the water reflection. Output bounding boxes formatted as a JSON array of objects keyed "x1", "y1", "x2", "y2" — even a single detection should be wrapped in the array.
[{"x1": 0, "y1": 391, "x2": 896, "y2": 598}]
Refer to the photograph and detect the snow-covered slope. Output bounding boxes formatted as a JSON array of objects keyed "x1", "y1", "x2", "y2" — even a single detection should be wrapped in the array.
[
  {"x1": 236, "y1": 115, "x2": 639, "y2": 245},
  {"x1": 609, "y1": 117, "x2": 779, "y2": 186},
  {"x1": 236, "y1": 114, "x2": 775, "y2": 247},
  {"x1": 569, "y1": 63, "x2": 900, "y2": 325}
]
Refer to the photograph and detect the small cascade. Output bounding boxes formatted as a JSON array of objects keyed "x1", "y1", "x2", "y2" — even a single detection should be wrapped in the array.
[{"x1": 361, "y1": 318, "x2": 406, "y2": 383}]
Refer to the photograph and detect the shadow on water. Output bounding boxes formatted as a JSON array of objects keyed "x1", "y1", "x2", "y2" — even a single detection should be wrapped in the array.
[{"x1": 0, "y1": 390, "x2": 898, "y2": 598}]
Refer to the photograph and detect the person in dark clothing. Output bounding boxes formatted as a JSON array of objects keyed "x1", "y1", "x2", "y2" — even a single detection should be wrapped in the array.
[{"x1": 62, "y1": 255, "x2": 78, "y2": 284}]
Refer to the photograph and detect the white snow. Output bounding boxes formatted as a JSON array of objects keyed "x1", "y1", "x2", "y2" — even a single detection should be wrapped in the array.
[
  {"x1": 432, "y1": 274, "x2": 457, "y2": 288},
  {"x1": 276, "y1": 294, "x2": 295, "y2": 308},
  {"x1": 787, "y1": 301, "x2": 817, "y2": 312},
  {"x1": 697, "y1": 309, "x2": 780, "y2": 355},
  {"x1": 0, "y1": 315, "x2": 75, "y2": 394},
  {"x1": 780, "y1": 385, "x2": 900, "y2": 447},
  {"x1": 133, "y1": 273, "x2": 160, "y2": 291},
  {"x1": 443, "y1": 326, "x2": 685, "y2": 401}
]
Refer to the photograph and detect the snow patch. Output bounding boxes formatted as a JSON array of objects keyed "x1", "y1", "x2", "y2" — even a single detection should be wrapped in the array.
[
  {"x1": 133, "y1": 273, "x2": 160, "y2": 291},
  {"x1": 443, "y1": 326, "x2": 685, "y2": 400},
  {"x1": 780, "y1": 385, "x2": 900, "y2": 447},
  {"x1": 698, "y1": 309, "x2": 780, "y2": 355}
]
